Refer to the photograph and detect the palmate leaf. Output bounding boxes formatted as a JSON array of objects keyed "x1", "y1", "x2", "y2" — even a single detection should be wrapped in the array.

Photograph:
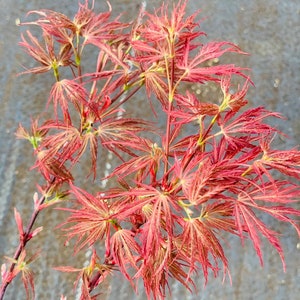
[
  {"x1": 233, "y1": 181, "x2": 300, "y2": 270},
  {"x1": 109, "y1": 137, "x2": 164, "y2": 181},
  {"x1": 219, "y1": 107, "x2": 282, "y2": 136},
  {"x1": 34, "y1": 150, "x2": 74, "y2": 182},
  {"x1": 255, "y1": 137, "x2": 300, "y2": 179},
  {"x1": 131, "y1": 40, "x2": 164, "y2": 63},
  {"x1": 172, "y1": 91, "x2": 219, "y2": 123},
  {"x1": 200, "y1": 201, "x2": 236, "y2": 234},
  {"x1": 179, "y1": 157, "x2": 239, "y2": 206},
  {"x1": 54, "y1": 247, "x2": 114, "y2": 296},
  {"x1": 109, "y1": 185, "x2": 181, "y2": 299},
  {"x1": 233, "y1": 200, "x2": 284, "y2": 267},
  {"x1": 178, "y1": 217, "x2": 228, "y2": 282},
  {"x1": 117, "y1": 184, "x2": 177, "y2": 233},
  {"x1": 110, "y1": 229, "x2": 140, "y2": 284},
  {"x1": 60, "y1": 185, "x2": 114, "y2": 253},
  {"x1": 19, "y1": 30, "x2": 70, "y2": 75},
  {"x1": 220, "y1": 75, "x2": 250, "y2": 112},
  {"x1": 182, "y1": 64, "x2": 246, "y2": 84},
  {"x1": 96, "y1": 117, "x2": 150, "y2": 157},
  {"x1": 134, "y1": 242, "x2": 171, "y2": 300},
  {"x1": 143, "y1": 70, "x2": 169, "y2": 108},
  {"x1": 137, "y1": 240, "x2": 200, "y2": 300},
  {"x1": 38, "y1": 119, "x2": 99, "y2": 178},
  {"x1": 87, "y1": 40, "x2": 129, "y2": 71},
  {"x1": 187, "y1": 41, "x2": 247, "y2": 68},
  {"x1": 78, "y1": 5, "x2": 129, "y2": 44},
  {"x1": 177, "y1": 41, "x2": 248, "y2": 83},
  {"x1": 141, "y1": 193, "x2": 174, "y2": 259},
  {"x1": 215, "y1": 107, "x2": 282, "y2": 151},
  {"x1": 238, "y1": 181, "x2": 300, "y2": 236},
  {"x1": 49, "y1": 79, "x2": 88, "y2": 122},
  {"x1": 167, "y1": 248, "x2": 196, "y2": 293},
  {"x1": 3, "y1": 250, "x2": 41, "y2": 300}
]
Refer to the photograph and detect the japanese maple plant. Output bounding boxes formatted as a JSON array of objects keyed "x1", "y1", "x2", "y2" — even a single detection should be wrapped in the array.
[{"x1": 1, "y1": 1, "x2": 300, "y2": 299}]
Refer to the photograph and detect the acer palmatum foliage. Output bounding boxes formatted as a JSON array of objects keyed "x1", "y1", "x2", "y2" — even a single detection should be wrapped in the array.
[{"x1": 1, "y1": 1, "x2": 300, "y2": 299}]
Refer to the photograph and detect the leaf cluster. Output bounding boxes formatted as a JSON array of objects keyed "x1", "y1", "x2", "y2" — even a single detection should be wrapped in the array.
[{"x1": 2, "y1": 1, "x2": 300, "y2": 300}]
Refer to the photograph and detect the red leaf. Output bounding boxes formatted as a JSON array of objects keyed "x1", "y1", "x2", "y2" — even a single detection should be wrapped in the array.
[
  {"x1": 178, "y1": 218, "x2": 228, "y2": 282},
  {"x1": 60, "y1": 185, "x2": 114, "y2": 253},
  {"x1": 234, "y1": 201, "x2": 285, "y2": 268},
  {"x1": 110, "y1": 229, "x2": 140, "y2": 283}
]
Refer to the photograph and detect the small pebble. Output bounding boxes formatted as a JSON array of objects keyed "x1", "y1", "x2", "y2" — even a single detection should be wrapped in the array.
[{"x1": 273, "y1": 78, "x2": 280, "y2": 88}]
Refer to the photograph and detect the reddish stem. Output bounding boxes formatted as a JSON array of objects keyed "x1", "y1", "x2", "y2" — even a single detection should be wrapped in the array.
[{"x1": 0, "y1": 177, "x2": 56, "y2": 300}]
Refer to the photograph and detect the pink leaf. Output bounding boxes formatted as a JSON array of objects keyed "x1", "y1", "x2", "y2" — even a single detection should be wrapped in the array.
[{"x1": 14, "y1": 208, "x2": 24, "y2": 244}]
